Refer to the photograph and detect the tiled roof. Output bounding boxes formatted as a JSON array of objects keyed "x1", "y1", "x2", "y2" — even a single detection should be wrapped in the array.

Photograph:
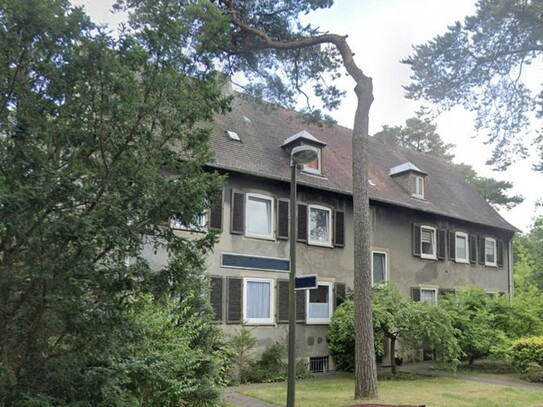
[{"x1": 208, "y1": 94, "x2": 517, "y2": 232}]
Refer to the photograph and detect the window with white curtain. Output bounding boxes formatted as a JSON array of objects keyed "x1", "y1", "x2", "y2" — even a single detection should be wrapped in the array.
[
  {"x1": 420, "y1": 288, "x2": 437, "y2": 304},
  {"x1": 455, "y1": 232, "x2": 469, "y2": 263},
  {"x1": 243, "y1": 278, "x2": 274, "y2": 324},
  {"x1": 245, "y1": 193, "x2": 274, "y2": 239},
  {"x1": 308, "y1": 205, "x2": 332, "y2": 246},
  {"x1": 485, "y1": 237, "x2": 497, "y2": 267},
  {"x1": 420, "y1": 225, "x2": 437, "y2": 259},
  {"x1": 372, "y1": 251, "x2": 387, "y2": 286},
  {"x1": 306, "y1": 282, "x2": 333, "y2": 324}
]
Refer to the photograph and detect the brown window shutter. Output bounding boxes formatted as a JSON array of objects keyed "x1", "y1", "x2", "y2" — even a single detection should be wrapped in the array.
[
  {"x1": 230, "y1": 190, "x2": 245, "y2": 235},
  {"x1": 438, "y1": 288, "x2": 455, "y2": 297},
  {"x1": 335, "y1": 283, "x2": 346, "y2": 308},
  {"x1": 296, "y1": 290, "x2": 306, "y2": 323},
  {"x1": 448, "y1": 230, "x2": 455, "y2": 261},
  {"x1": 497, "y1": 240, "x2": 504, "y2": 267},
  {"x1": 277, "y1": 280, "x2": 289, "y2": 323},
  {"x1": 210, "y1": 276, "x2": 223, "y2": 322},
  {"x1": 411, "y1": 287, "x2": 421, "y2": 302},
  {"x1": 297, "y1": 203, "x2": 308, "y2": 242},
  {"x1": 334, "y1": 210, "x2": 345, "y2": 247},
  {"x1": 438, "y1": 229, "x2": 446, "y2": 260},
  {"x1": 478, "y1": 236, "x2": 485, "y2": 265},
  {"x1": 208, "y1": 190, "x2": 223, "y2": 231},
  {"x1": 412, "y1": 223, "x2": 421, "y2": 256},
  {"x1": 226, "y1": 277, "x2": 242, "y2": 324},
  {"x1": 277, "y1": 199, "x2": 289, "y2": 240},
  {"x1": 469, "y1": 235, "x2": 477, "y2": 264}
]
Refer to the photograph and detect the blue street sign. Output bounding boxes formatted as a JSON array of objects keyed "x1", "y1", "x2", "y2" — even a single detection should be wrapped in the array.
[{"x1": 295, "y1": 274, "x2": 318, "y2": 290}]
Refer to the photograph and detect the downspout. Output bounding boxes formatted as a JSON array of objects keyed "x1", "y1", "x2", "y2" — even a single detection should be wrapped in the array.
[{"x1": 508, "y1": 238, "x2": 514, "y2": 301}]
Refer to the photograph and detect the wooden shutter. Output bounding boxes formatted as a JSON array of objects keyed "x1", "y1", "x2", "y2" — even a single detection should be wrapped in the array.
[
  {"x1": 334, "y1": 210, "x2": 345, "y2": 247},
  {"x1": 230, "y1": 191, "x2": 245, "y2": 235},
  {"x1": 297, "y1": 203, "x2": 308, "y2": 242},
  {"x1": 335, "y1": 283, "x2": 346, "y2": 308},
  {"x1": 277, "y1": 280, "x2": 289, "y2": 323},
  {"x1": 277, "y1": 199, "x2": 289, "y2": 240},
  {"x1": 296, "y1": 290, "x2": 306, "y2": 323},
  {"x1": 210, "y1": 276, "x2": 223, "y2": 322},
  {"x1": 448, "y1": 230, "x2": 455, "y2": 261},
  {"x1": 469, "y1": 235, "x2": 477, "y2": 264},
  {"x1": 412, "y1": 223, "x2": 421, "y2": 256},
  {"x1": 411, "y1": 287, "x2": 421, "y2": 302},
  {"x1": 438, "y1": 229, "x2": 446, "y2": 260},
  {"x1": 497, "y1": 240, "x2": 504, "y2": 267},
  {"x1": 208, "y1": 190, "x2": 223, "y2": 231},
  {"x1": 226, "y1": 277, "x2": 242, "y2": 324},
  {"x1": 478, "y1": 236, "x2": 485, "y2": 265},
  {"x1": 438, "y1": 288, "x2": 455, "y2": 297}
]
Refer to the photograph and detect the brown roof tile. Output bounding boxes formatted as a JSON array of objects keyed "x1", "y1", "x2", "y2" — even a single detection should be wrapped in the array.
[{"x1": 207, "y1": 95, "x2": 516, "y2": 232}]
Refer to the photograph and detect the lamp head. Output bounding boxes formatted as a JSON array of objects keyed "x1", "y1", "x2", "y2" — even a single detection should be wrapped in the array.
[{"x1": 290, "y1": 145, "x2": 319, "y2": 165}]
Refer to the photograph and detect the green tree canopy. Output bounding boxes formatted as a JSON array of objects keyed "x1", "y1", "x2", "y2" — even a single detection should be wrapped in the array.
[
  {"x1": 0, "y1": 0, "x2": 229, "y2": 404},
  {"x1": 403, "y1": 0, "x2": 543, "y2": 171}
]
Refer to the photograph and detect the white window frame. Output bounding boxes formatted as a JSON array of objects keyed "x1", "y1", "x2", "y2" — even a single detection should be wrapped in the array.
[
  {"x1": 485, "y1": 237, "x2": 497, "y2": 267},
  {"x1": 420, "y1": 287, "x2": 437, "y2": 304},
  {"x1": 371, "y1": 250, "x2": 388, "y2": 286},
  {"x1": 455, "y1": 232, "x2": 469, "y2": 264},
  {"x1": 413, "y1": 175, "x2": 425, "y2": 199},
  {"x1": 170, "y1": 213, "x2": 207, "y2": 231},
  {"x1": 306, "y1": 282, "x2": 333, "y2": 325},
  {"x1": 245, "y1": 193, "x2": 274, "y2": 240},
  {"x1": 302, "y1": 148, "x2": 321, "y2": 175},
  {"x1": 243, "y1": 278, "x2": 274, "y2": 325},
  {"x1": 420, "y1": 225, "x2": 437, "y2": 260},
  {"x1": 307, "y1": 204, "x2": 332, "y2": 247}
]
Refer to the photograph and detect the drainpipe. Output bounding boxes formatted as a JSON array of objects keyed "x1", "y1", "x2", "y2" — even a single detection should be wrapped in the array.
[{"x1": 508, "y1": 238, "x2": 514, "y2": 301}]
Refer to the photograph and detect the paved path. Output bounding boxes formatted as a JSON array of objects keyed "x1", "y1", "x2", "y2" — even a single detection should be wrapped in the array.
[{"x1": 223, "y1": 362, "x2": 543, "y2": 406}]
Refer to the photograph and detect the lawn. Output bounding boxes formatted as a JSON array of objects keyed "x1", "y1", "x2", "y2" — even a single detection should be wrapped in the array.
[{"x1": 240, "y1": 375, "x2": 543, "y2": 407}]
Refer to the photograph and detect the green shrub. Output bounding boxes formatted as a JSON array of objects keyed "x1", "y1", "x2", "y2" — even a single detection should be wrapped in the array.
[
  {"x1": 327, "y1": 300, "x2": 356, "y2": 371},
  {"x1": 507, "y1": 336, "x2": 543, "y2": 372}
]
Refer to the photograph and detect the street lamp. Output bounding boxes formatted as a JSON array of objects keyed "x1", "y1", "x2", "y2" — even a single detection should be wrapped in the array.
[{"x1": 287, "y1": 145, "x2": 319, "y2": 407}]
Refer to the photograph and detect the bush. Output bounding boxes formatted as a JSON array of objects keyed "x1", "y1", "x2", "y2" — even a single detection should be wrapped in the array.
[
  {"x1": 327, "y1": 300, "x2": 356, "y2": 371},
  {"x1": 507, "y1": 336, "x2": 543, "y2": 373}
]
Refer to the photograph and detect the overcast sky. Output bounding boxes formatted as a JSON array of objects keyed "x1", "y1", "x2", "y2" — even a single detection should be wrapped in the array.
[{"x1": 75, "y1": 0, "x2": 543, "y2": 233}]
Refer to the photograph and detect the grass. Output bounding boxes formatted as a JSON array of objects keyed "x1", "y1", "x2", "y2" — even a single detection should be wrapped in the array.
[{"x1": 239, "y1": 375, "x2": 543, "y2": 407}]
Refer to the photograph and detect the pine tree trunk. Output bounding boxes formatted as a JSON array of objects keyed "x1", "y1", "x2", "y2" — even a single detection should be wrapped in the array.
[{"x1": 352, "y1": 76, "x2": 378, "y2": 399}]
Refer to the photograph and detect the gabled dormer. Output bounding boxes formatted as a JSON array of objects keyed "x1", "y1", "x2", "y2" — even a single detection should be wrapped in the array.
[
  {"x1": 389, "y1": 162, "x2": 428, "y2": 200},
  {"x1": 281, "y1": 130, "x2": 326, "y2": 175}
]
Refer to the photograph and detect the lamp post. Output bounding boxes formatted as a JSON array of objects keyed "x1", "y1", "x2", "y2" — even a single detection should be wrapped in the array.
[{"x1": 287, "y1": 145, "x2": 319, "y2": 407}]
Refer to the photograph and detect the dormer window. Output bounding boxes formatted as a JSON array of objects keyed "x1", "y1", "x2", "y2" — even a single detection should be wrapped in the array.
[
  {"x1": 389, "y1": 162, "x2": 427, "y2": 201},
  {"x1": 281, "y1": 130, "x2": 326, "y2": 176},
  {"x1": 413, "y1": 175, "x2": 425, "y2": 199}
]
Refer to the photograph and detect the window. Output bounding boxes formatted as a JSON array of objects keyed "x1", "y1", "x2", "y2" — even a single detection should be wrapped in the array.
[
  {"x1": 413, "y1": 176, "x2": 425, "y2": 199},
  {"x1": 420, "y1": 226, "x2": 437, "y2": 260},
  {"x1": 308, "y1": 205, "x2": 332, "y2": 246},
  {"x1": 302, "y1": 149, "x2": 321, "y2": 175},
  {"x1": 306, "y1": 282, "x2": 333, "y2": 324},
  {"x1": 372, "y1": 251, "x2": 387, "y2": 286},
  {"x1": 455, "y1": 232, "x2": 469, "y2": 263},
  {"x1": 485, "y1": 237, "x2": 497, "y2": 267},
  {"x1": 171, "y1": 213, "x2": 207, "y2": 231},
  {"x1": 245, "y1": 193, "x2": 274, "y2": 239},
  {"x1": 420, "y1": 288, "x2": 437, "y2": 304},
  {"x1": 243, "y1": 278, "x2": 274, "y2": 324}
]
